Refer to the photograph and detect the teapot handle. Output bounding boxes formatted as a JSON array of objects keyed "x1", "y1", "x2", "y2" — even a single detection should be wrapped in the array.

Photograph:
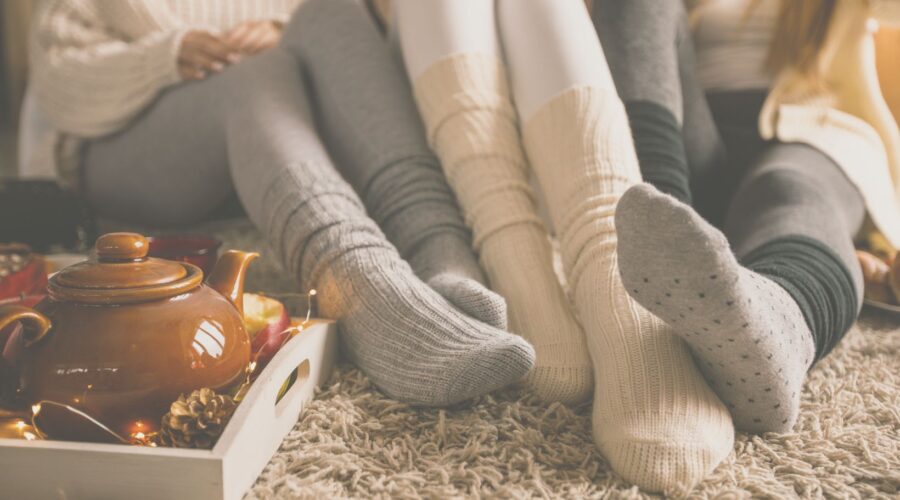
[{"x1": 0, "y1": 305, "x2": 52, "y2": 347}]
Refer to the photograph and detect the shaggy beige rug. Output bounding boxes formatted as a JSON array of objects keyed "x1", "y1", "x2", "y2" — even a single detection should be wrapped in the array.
[{"x1": 244, "y1": 311, "x2": 899, "y2": 499}]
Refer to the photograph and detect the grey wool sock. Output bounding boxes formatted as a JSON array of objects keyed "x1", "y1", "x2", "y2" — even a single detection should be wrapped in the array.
[
  {"x1": 286, "y1": 0, "x2": 507, "y2": 330},
  {"x1": 615, "y1": 184, "x2": 815, "y2": 433},
  {"x1": 225, "y1": 49, "x2": 535, "y2": 406}
]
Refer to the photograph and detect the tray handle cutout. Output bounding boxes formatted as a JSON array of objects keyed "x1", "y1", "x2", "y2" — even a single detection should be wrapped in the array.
[
  {"x1": 213, "y1": 321, "x2": 335, "y2": 460},
  {"x1": 274, "y1": 359, "x2": 310, "y2": 418}
]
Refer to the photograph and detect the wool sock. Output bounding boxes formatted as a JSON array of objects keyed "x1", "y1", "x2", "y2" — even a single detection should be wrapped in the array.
[
  {"x1": 523, "y1": 86, "x2": 733, "y2": 493},
  {"x1": 724, "y1": 144, "x2": 864, "y2": 364},
  {"x1": 286, "y1": 0, "x2": 507, "y2": 329},
  {"x1": 742, "y1": 237, "x2": 858, "y2": 363},
  {"x1": 412, "y1": 53, "x2": 593, "y2": 404},
  {"x1": 616, "y1": 184, "x2": 815, "y2": 432},
  {"x1": 622, "y1": 101, "x2": 692, "y2": 203},
  {"x1": 225, "y1": 49, "x2": 535, "y2": 406}
]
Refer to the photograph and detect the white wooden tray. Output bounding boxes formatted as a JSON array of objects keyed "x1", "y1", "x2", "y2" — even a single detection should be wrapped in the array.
[{"x1": 0, "y1": 320, "x2": 338, "y2": 500}]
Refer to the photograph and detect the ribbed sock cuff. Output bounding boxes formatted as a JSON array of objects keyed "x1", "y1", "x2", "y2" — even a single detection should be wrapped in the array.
[
  {"x1": 261, "y1": 163, "x2": 393, "y2": 288},
  {"x1": 412, "y1": 54, "x2": 545, "y2": 248},
  {"x1": 412, "y1": 53, "x2": 517, "y2": 146},
  {"x1": 742, "y1": 235, "x2": 859, "y2": 365},
  {"x1": 522, "y1": 86, "x2": 639, "y2": 291},
  {"x1": 364, "y1": 158, "x2": 471, "y2": 256},
  {"x1": 623, "y1": 100, "x2": 692, "y2": 204}
]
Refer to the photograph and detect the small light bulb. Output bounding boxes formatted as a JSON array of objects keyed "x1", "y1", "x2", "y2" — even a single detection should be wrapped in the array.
[
  {"x1": 15, "y1": 421, "x2": 26, "y2": 430},
  {"x1": 23, "y1": 432, "x2": 36, "y2": 441},
  {"x1": 867, "y1": 18, "x2": 879, "y2": 33},
  {"x1": 31, "y1": 404, "x2": 41, "y2": 416},
  {"x1": 308, "y1": 289, "x2": 317, "y2": 296},
  {"x1": 133, "y1": 432, "x2": 146, "y2": 440}
]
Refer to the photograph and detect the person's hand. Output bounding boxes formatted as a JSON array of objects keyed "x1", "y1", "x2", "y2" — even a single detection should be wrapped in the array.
[
  {"x1": 178, "y1": 30, "x2": 240, "y2": 81},
  {"x1": 224, "y1": 20, "x2": 284, "y2": 56}
]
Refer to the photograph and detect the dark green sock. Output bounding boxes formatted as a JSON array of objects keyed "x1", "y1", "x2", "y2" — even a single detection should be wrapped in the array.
[{"x1": 624, "y1": 100, "x2": 692, "y2": 203}]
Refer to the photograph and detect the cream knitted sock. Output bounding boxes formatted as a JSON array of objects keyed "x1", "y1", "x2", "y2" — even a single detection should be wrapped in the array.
[
  {"x1": 523, "y1": 86, "x2": 734, "y2": 493},
  {"x1": 412, "y1": 53, "x2": 592, "y2": 404}
]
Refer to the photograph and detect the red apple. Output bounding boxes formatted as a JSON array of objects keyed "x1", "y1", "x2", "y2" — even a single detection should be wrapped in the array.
[
  {"x1": 0, "y1": 251, "x2": 47, "y2": 301},
  {"x1": 243, "y1": 293, "x2": 291, "y2": 365}
]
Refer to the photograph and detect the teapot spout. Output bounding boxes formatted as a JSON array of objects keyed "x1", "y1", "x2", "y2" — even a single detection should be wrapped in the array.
[{"x1": 206, "y1": 250, "x2": 258, "y2": 316}]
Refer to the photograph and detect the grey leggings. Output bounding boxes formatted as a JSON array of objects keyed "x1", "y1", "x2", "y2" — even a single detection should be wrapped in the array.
[
  {"x1": 594, "y1": 0, "x2": 865, "y2": 360},
  {"x1": 707, "y1": 91, "x2": 865, "y2": 304},
  {"x1": 712, "y1": 91, "x2": 866, "y2": 360},
  {"x1": 80, "y1": 12, "x2": 335, "y2": 228},
  {"x1": 82, "y1": 59, "x2": 254, "y2": 227},
  {"x1": 592, "y1": 0, "x2": 864, "y2": 275}
]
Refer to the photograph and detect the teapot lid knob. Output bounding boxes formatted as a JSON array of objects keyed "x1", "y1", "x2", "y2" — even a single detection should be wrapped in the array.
[{"x1": 96, "y1": 233, "x2": 149, "y2": 261}]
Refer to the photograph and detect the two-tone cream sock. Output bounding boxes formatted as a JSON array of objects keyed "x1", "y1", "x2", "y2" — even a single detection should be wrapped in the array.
[
  {"x1": 522, "y1": 86, "x2": 734, "y2": 493},
  {"x1": 412, "y1": 53, "x2": 593, "y2": 404}
]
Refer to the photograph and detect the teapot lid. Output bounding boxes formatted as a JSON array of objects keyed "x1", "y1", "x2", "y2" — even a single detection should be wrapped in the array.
[{"x1": 49, "y1": 233, "x2": 203, "y2": 304}]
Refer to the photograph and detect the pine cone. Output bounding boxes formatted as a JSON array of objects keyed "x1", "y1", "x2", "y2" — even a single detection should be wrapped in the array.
[{"x1": 157, "y1": 388, "x2": 236, "y2": 449}]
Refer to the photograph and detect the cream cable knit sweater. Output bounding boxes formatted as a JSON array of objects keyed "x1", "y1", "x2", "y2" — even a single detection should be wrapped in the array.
[
  {"x1": 28, "y1": 0, "x2": 301, "y2": 179},
  {"x1": 758, "y1": 0, "x2": 900, "y2": 249}
]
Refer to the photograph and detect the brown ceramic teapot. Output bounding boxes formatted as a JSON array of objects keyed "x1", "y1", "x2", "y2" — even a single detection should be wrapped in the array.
[{"x1": 0, "y1": 232, "x2": 257, "y2": 439}]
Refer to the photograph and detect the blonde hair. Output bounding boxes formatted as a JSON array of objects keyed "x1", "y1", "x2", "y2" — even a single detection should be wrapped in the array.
[{"x1": 764, "y1": 0, "x2": 838, "y2": 82}]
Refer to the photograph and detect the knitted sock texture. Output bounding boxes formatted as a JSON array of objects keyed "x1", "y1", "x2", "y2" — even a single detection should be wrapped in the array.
[
  {"x1": 412, "y1": 53, "x2": 592, "y2": 404},
  {"x1": 286, "y1": 0, "x2": 506, "y2": 328},
  {"x1": 259, "y1": 162, "x2": 535, "y2": 406},
  {"x1": 523, "y1": 87, "x2": 734, "y2": 494},
  {"x1": 222, "y1": 54, "x2": 535, "y2": 406},
  {"x1": 624, "y1": 100, "x2": 692, "y2": 204}
]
